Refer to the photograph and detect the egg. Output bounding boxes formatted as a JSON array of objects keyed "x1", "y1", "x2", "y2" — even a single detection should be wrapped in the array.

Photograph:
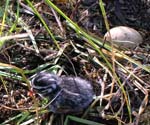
[{"x1": 104, "y1": 26, "x2": 143, "y2": 49}]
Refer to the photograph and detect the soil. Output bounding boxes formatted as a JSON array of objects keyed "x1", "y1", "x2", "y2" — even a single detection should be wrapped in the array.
[{"x1": 0, "y1": 0, "x2": 150, "y2": 125}]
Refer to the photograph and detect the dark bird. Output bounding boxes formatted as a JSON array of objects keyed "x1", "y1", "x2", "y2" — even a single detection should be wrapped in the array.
[{"x1": 31, "y1": 72, "x2": 94, "y2": 113}]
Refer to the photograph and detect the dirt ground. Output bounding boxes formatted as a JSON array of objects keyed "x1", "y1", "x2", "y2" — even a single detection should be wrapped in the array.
[{"x1": 0, "y1": 0, "x2": 150, "y2": 125}]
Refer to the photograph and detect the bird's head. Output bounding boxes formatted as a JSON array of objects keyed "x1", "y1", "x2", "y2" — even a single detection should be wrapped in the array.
[{"x1": 31, "y1": 72, "x2": 61, "y2": 96}]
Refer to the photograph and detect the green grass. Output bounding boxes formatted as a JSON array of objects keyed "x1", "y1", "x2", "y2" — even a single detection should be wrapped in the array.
[{"x1": 0, "y1": 0, "x2": 149, "y2": 124}]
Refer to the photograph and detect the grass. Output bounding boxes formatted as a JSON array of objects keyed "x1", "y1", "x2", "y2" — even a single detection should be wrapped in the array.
[{"x1": 0, "y1": 0, "x2": 149, "y2": 125}]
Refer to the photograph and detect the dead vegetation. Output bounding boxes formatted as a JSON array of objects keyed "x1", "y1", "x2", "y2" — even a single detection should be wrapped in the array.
[{"x1": 0, "y1": 0, "x2": 150, "y2": 125}]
